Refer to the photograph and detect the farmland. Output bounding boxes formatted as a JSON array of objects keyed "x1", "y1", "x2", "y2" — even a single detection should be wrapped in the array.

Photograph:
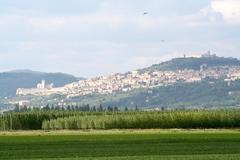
[
  {"x1": 0, "y1": 130, "x2": 240, "y2": 160},
  {"x1": 1, "y1": 111, "x2": 240, "y2": 159}
]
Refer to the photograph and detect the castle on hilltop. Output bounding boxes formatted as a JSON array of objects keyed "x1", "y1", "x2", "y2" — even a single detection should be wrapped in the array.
[
  {"x1": 201, "y1": 51, "x2": 217, "y2": 58},
  {"x1": 16, "y1": 80, "x2": 54, "y2": 95},
  {"x1": 36, "y1": 80, "x2": 53, "y2": 89},
  {"x1": 183, "y1": 51, "x2": 217, "y2": 58}
]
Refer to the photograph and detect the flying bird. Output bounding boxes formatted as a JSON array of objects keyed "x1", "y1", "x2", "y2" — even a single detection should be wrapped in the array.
[{"x1": 143, "y1": 11, "x2": 148, "y2": 15}]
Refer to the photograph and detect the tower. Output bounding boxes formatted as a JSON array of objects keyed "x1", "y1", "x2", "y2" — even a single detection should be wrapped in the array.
[{"x1": 41, "y1": 80, "x2": 45, "y2": 89}]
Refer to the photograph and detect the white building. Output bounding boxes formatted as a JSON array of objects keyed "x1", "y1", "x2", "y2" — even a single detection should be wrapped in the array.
[
  {"x1": 201, "y1": 51, "x2": 217, "y2": 58},
  {"x1": 37, "y1": 80, "x2": 46, "y2": 89},
  {"x1": 18, "y1": 100, "x2": 30, "y2": 106}
]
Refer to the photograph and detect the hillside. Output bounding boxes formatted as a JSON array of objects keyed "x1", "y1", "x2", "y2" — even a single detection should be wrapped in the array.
[
  {"x1": 6, "y1": 55, "x2": 240, "y2": 110},
  {"x1": 141, "y1": 56, "x2": 240, "y2": 72},
  {"x1": 16, "y1": 79, "x2": 240, "y2": 109},
  {"x1": 51, "y1": 79, "x2": 237, "y2": 109},
  {"x1": 0, "y1": 70, "x2": 81, "y2": 98},
  {"x1": 101, "y1": 80, "x2": 240, "y2": 108}
]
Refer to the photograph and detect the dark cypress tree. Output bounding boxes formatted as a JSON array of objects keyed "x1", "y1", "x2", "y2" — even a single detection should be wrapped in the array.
[
  {"x1": 107, "y1": 105, "x2": 113, "y2": 112},
  {"x1": 44, "y1": 104, "x2": 50, "y2": 111},
  {"x1": 51, "y1": 104, "x2": 55, "y2": 111},
  {"x1": 14, "y1": 104, "x2": 20, "y2": 112},
  {"x1": 86, "y1": 104, "x2": 90, "y2": 112},
  {"x1": 114, "y1": 106, "x2": 119, "y2": 112},
  {"x1": 92, "y1": 106, "x2": 97, "y2": 112},
  {"x1": 67, "y1": 105, "x2": 71, "y2": 111},
  {"x1": 135, "y1": 105, "x2": 139, "y2": 111},
  {"x1": 99, "y1": 104, "x2": 103, "y2": 112},
  {"x1": 71, "y1": 105, "x2": 75, "y2": 111},
  {"x1": 75, "y1": 105, "x2": 79, "y2": 111}
]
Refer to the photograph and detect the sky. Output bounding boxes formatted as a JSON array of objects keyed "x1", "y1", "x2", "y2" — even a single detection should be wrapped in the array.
[{"x1": 0, "y1": 0, "x2": 240, "y2": 77}]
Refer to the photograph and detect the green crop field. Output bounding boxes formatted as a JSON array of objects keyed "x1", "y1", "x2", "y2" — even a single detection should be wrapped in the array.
[{"x1": 1, "y1": 130, "x2": 240, "y2": 160}]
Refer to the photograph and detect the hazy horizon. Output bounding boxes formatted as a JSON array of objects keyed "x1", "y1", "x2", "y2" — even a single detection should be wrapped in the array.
[{"x1": 0, "y1": 0, "x2": 240, "y2": 77}]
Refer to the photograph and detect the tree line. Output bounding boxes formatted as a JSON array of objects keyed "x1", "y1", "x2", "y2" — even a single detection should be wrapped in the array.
[
  {"x1": 13, "y1": 104, "x2": 138, "y2": 112},
  {"x1": 1, "y1": 110, "x2": 240, "y2": 130}
]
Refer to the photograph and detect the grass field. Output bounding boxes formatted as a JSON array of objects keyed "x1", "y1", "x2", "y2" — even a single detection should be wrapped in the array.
[{"x1": 1, "y1": 130, "x2": 240, "y2": 160}]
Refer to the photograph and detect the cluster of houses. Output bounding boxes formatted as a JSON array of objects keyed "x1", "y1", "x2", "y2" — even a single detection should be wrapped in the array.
[
  {"x1": 16, "y1": 65, "x2": 240, "y2": 98},
  {"x1": 63, "y1": 66, "x2": 240, "y2": 98}
]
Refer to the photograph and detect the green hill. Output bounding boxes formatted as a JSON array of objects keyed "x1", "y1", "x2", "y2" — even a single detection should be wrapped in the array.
[
  {"x1": 141, "y1": 56, "x2": 240, "y2": 72},
  {"x1": 102, "y1": 80, "x2": 240, "y2": 109},
  {"x1": 0, "y1": 70, "x2": 81, "y2": 98},
  {"x1": 67, "y1": 56, "x2": 240, "y2": 109},
  {"x1": 5, "y1": 56, "x2": 240, "y2": 109},
  {"x1": 62, "y1": 80, "x2": 240, "y2": 109}
]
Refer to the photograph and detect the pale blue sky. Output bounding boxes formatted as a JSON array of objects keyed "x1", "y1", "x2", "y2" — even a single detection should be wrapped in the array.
[{"x1": 0, "y1": 0, "x2": 240, "y2": 77}]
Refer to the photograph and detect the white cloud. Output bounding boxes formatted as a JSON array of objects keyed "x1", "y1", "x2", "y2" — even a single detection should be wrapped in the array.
[
  {"x1": 211, "y1": 0, "x2": 240, "y2": 24},
  {"x1": 0, "y1": 1, "x2": 240, "y2": 76},
  {"x1": 29, "y1": 12, "x2": 126, "y2": 31},
  {"x1": 0, "y1": 4, "x2": 215, "y2": 33},
  {"x1": 30, "y1": 17, "x2": 65, "y2": 30},
  {"x1": 0, "y1": 1, "x2": 228, "y2": 34}
]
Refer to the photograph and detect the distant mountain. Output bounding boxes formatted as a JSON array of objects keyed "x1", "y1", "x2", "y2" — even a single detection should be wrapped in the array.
[
  {"x1": 0, "y1": 70, "x2": 82, "y2": 97},
  {"x1": 8, "y1": 69, "x2": 45, "y2": 74},
  {"x1": 141, "y1": 56, "x2": 240, "y2": 72}
]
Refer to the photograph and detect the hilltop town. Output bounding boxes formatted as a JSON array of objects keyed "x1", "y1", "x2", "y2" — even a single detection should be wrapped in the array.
[{"x1": 16, "y1": 54, "x2": 240, "y2": 98}]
